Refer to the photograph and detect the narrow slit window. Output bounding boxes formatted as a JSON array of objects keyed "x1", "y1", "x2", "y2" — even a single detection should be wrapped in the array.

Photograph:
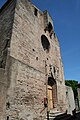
[
  {"x1": 7, "y1": 116, "x2": 9, "y2": 120},
  {"x1": 34, "y1": 8, "x2": 38, "y2": 16}
]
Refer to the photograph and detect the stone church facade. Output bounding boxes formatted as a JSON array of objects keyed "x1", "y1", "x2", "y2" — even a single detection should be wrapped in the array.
[{"x1": 0, "y1": 0, "x2": 67, "y2": 120}]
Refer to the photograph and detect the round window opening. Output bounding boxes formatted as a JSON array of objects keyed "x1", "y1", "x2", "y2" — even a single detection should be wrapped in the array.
[{"x1": 41, "y1": 35, "x2": 50, "y2": 52}]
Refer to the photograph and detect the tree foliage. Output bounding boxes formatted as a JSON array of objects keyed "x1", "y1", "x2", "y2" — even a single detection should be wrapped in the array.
[{"x1": 65, "y1": 80, "x2": 78, "y2": 99}]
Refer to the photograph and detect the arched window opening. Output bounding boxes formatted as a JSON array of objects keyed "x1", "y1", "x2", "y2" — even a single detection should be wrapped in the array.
[
  {"x1": 48, "y1": 77, "x2": 56, "y2": 86},
  {"x1": 48, "y1": 22, "x2": 53, "y2": 33},
  {"x1": 44, "y1": 22, "x2": 53, "y2": 38},
  {"x1": 41, "y1": 35, "x2": 50, "y2": 52}
]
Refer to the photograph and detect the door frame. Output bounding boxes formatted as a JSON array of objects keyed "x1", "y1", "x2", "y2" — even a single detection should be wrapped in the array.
[{"x1": 47, "y1": 77, "x2": 57, "y2": 110}]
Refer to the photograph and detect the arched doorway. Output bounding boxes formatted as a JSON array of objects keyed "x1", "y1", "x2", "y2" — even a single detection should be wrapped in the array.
[{"x1": 48, "y1": 77, "x2": 57, "y2": 110}]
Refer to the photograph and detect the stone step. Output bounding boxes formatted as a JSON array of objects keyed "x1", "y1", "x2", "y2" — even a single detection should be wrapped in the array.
[
  {"x1": 49, "y1": 110, "x2": 63, "y2": 117},
  {"x1": 54, "y1": 113, "x2": 72, "y2": 120},
  {"x1": 45, "y1": 110, "x2": 72, "y2": 120},
  {"x1": 45, "y1": 110, "x2": 64, "y2": 120}
]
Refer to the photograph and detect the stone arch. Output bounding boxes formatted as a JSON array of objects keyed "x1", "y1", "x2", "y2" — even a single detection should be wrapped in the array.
[{"x1": 48, "y1": 77, "x2": 57, "y2": 110}]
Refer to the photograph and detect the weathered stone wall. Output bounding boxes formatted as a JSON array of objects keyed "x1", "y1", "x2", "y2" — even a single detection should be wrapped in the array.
[
  {"x1": 0, "y1": 69, "x2": 7, "y2": 120},
  {"x1": 0, "y1": 0, "x2": 16, "y2": 68},
  {"x1": 66, "y1": 86, "x2": 75, "y2": 115},
  {"x1": 77, "y1": 88, "x2": 80, "y2": 108},
  {"x1": 6, "y1": 1, "x2": 47, "y2": 119},
  {"x1": 0, "y1": 0, "x2": 67, "y2": 120},
  {"x1": 0, "y1": 0, "x2": 16, "y2": 120},
  {"x1": 6, "y1": 56, "x2": 46, "y2": 120},
  {"x1": 53, "y1": 37, "x2": 67, "y2": 112}
]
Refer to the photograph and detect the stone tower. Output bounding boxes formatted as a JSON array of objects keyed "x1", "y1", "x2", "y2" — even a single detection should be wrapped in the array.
[{"x1": 0, "y1": 0, "x2": 67, "y2": 120}]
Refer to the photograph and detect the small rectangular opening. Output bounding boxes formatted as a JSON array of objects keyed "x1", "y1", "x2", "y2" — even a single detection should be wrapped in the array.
[
  {"x1": 34, "y1": 8, "x2": 38, "y2": 16},
  {"x1": 7, "y1": 116, "x2": 9, "y2": 120}
]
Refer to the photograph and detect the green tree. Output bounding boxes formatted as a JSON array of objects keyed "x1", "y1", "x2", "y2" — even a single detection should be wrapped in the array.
[{"x1": 65, "y1": 80, "x2": 78, "y2": 99}]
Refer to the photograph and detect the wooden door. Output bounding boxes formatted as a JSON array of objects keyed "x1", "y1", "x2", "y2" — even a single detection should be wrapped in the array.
[{"x1": 48, "y1": 85, "x2": 53, "y2": 110}]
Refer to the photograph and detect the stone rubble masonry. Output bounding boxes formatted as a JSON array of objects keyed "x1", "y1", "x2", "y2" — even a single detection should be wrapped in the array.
[
  {"x1": 77, "y1": 88, "x2": 80, "y2": 109},
  {"x1": 0, "y1": 0, "x2": 67, "y2": 120},
  {"x1": 66, "y1": 86, "x2": 75, "y2": 115},
  {"x1": 0, "y1": 0, "x2": 16, "y2": 68}
]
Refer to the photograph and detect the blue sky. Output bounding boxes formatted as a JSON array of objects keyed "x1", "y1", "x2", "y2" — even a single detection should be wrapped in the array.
[{"x1": 0, "y1": 0, "x2": 80, "y2": 82}]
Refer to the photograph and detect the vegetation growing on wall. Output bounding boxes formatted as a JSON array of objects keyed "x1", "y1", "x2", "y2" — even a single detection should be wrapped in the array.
[{"x1": 65, "y1": 80, "x2": 78, "y2": 99}]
